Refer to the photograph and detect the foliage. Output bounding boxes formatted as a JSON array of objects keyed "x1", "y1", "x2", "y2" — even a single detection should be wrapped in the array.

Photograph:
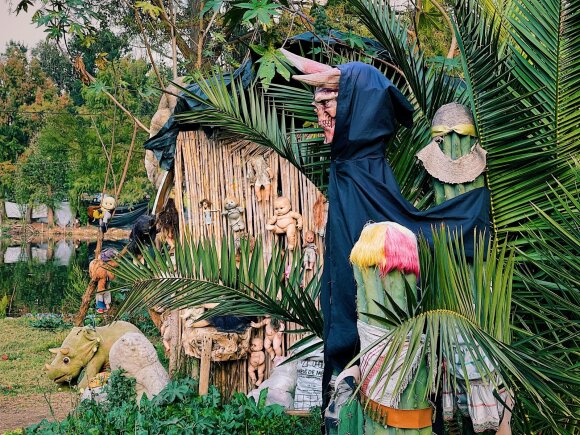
[
  {"x1": 115, "y1": 235, "x2": 323, "y2": 357},
  {"x1": 61, "y1": 263, "x2": 90, "y2": 313},
  {"x1": 27, "y1": 313, "x2": 72, "y2": 331},
  {"x1": 27, "y1": 372, "x2": 322, "y2": 434},
  {"x1": 0, "y1": 294, "x2": 8, "y2": 319}
]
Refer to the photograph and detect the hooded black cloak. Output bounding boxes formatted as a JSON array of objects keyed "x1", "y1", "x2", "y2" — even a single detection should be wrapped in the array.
[{"x1": 321, "y1": 62, "x2": 490, "y2": 397}]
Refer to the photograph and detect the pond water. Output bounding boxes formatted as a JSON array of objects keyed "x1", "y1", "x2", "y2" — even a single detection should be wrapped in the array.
[{"x1": 0, "y1": 238, "x2": 127, "y2": 316}]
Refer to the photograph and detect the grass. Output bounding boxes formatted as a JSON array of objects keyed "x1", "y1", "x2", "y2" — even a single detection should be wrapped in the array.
[{"x1": 0, "y1": 317, "x2": 69, "y2": 396}]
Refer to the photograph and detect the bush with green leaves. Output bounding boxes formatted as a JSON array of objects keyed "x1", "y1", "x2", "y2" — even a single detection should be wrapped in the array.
[
  {"x1": 27, "y1": 371, "x2": 321, "y2": 434},
  {"x1": 26, "y1": 313, "x2": 72, "y2": 330}
]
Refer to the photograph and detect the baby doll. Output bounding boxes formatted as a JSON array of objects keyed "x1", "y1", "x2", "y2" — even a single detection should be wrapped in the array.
[
  {"x1": 248, "y1": 338, "x2": 266, "y2": 387},
  {"x1": 265, "y1": 197, "x2": 303, "y2": 250},
  {"x1": 222, "y1": 197, "x2": 245, "y2": 233},
  {"x1": 302, "y1": 230, "x2": 318, "y2": 271},
  {"x1": 250, "y1": 316, "x2": 285, "y2": 361},
  {"x1": 199, "y1": 199, "x2": 219, "y2": 225},
  {"x1": 247, "y1": 155, "x2": 273, "y2": 202},
  {"x1": 91, "y1": 196, "x2": 116, "y2": 233}
]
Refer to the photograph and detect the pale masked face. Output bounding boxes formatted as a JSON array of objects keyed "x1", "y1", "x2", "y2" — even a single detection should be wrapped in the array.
[{"x1": 313, "y1": 88, "x2": 338, "y2": 144}]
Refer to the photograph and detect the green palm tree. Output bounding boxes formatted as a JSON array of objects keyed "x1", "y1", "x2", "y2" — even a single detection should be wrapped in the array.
[{"x1": 117, "y1": 0, "x2": 578, "y2": 431}]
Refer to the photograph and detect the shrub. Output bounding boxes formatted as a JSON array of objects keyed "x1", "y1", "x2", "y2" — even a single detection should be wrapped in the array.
[
  {"x1": 26, "y1": 313, "x2": 72, "y2": 330},
  {"x1": 27, "y1": 371, "x2": 321, "y2": 434}
]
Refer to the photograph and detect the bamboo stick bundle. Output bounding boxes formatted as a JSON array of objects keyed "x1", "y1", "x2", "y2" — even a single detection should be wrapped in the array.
[{"x1": 351, "y1": 222, "x2": 432, "y2": 434}]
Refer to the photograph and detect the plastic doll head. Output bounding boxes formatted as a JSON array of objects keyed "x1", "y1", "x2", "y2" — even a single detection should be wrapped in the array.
[
  {"x1": 274, "y1": 197, "x2": 291, "y2": 216},
  {"x1": 224, "y1": 197, "x2": 239, "y2": 210},
  {"x1": 305, "y1": 230, "x2": 315, "y2": 244},
  {"x1": 101, "y1": 196, "x2": 116, "y2": 211},
  {"x1": 251, "y1": 338, "x2": 263, "y2": 352},
  {"x1": 199, "y1": 198, "x2": 212, "y2": 209}
]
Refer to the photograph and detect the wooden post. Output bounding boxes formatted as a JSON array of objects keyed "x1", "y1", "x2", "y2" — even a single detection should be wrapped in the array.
[{"x1": 199, "y1": 335, "x2": 213, "y2": 395}]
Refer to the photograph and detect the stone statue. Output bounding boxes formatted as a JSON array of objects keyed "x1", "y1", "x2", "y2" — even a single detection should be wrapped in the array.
[
  {"x1": 265, "y1": 196, "x2": 303, "y2": 250},
  {"x1": 109, "y1": 332, "x2": 170, "y2": 401}
]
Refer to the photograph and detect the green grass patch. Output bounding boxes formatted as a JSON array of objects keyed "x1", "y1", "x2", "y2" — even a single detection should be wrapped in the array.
[{"x1": 0, "y1": 318, "x2": 70, "y2": 396}]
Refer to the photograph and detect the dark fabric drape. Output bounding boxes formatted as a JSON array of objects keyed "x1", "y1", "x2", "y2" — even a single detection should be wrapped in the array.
[{"x1": 321, "y1": 62, "x2": 490, "y2": 400}]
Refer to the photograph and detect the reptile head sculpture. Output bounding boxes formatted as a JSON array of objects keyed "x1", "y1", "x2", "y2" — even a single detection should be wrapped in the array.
[
  {"x1": 280, "y1": 48, "x2": 340, "y2": 144},
  {"x1": 45, "y1": 321, "x2": 141, "y2": 388}
]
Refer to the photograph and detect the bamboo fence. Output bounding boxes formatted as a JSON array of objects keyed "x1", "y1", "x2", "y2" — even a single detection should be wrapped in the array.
[{"x1": 168, "y1": 130, "x2": 325, "y2": 394}]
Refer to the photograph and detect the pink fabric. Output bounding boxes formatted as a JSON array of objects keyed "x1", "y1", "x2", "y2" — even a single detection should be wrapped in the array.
[{"x1": 381, "y1": 224, "x2": 420, "y2": 277}]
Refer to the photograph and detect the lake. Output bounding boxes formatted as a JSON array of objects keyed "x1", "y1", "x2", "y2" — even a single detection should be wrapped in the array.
[{"x1": 0, "y1": 238, "x2": 127, "y2": 316}]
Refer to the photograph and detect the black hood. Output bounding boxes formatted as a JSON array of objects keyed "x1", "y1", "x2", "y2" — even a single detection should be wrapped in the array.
[{"x1": 332, "y1": 62, "x2": 414, "y2": 159}]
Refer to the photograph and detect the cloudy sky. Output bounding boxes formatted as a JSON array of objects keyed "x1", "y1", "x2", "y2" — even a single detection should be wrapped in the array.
[{"x1": 0, "y1": 4, "x2": 46, "y2": 50}]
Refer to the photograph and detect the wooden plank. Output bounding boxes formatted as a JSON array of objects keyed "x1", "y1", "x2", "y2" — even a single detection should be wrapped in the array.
[{"x1": 199, "y1": 335, "x2": 212, "y2": 395}]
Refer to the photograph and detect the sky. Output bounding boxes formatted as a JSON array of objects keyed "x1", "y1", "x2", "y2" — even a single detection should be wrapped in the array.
[{"x1": 0, "y1": 4, "x2": 46, "y2": 51}]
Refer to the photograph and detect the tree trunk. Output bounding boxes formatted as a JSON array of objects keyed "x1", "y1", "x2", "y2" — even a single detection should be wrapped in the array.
[
  {"x1": 74, "y1": 280, "x2": 97, "y2": 326},
  {"x1": 0, "y1": 197, "x2": 6, "y2": 225},
  {"x1": 74, "y1": 228, "x2": 104, "y2": 326},
  {"x1": 25, "y1": 203, "x2": 33, "y2": 224},
  {"x1": 47, "y1": 205, "x2": 55, "y2": 228}
]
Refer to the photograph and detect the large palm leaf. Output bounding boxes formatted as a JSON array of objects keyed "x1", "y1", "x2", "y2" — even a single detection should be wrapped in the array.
[
  {"x1": 114, "y1": 234, "x2": 324, "y2": 359},
  {"x1": 452, "y1": 0, "x2": 578, "y2": 244},
  {"x1": 354, "y1": 231, "x2": 577, "y2": 426},
  {"x1": 174, "y1": 75, "x2": 331, "y2": 190}
]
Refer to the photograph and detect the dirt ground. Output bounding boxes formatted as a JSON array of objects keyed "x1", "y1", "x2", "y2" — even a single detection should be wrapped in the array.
[{"x1": 0, "y1": 392, "x2": 76, "y2": 433}]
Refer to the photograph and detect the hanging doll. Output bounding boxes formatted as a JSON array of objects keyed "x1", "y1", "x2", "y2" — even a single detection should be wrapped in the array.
[
  {"x1": 265, "y1": 196, "x2": 303, "y2": 250},
  {"x1": 89, "y1": 247, "x2": 118, "y2": 313},
  {"x1": 222, "y1": 197, "x2": 245, "y2": 233},
  {"x1": 89, "y1": 196, "x2": 116, "y2": 233},
  {"x1": 199, "y1": 199, "x2": 219, "y2": 225},
  {"x1": 248, "y1": 338, "x2": 266, "y2": 387},
  {"x1": 157, "y1": 193, "x2": 179, "y2": 252},
  {"x1": 247, "y1": 155, "x2": 274, "y2": 202},
  {"x1": 250, "y1": 316, "x2": 285, "y2": 361},
  {"x1": 312, "y1": 193, "x2": 328, "y2": 238},
  {"x1": 302, "y1": 230, "x2": 318, "y2": 271}
]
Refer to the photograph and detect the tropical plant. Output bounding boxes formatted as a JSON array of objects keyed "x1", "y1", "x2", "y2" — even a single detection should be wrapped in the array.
[
  {"x1": 114, "y1": 235, "x2": 324, "y2": 359},
  {"x1": 28, "y1": 370, "x2": 322, "y2": 434},
  {"x1": 115, "y1": 0, "x2": 578, "y2": 431}
]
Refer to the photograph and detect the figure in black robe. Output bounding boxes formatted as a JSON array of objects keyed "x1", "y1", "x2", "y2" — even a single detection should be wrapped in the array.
[{"x1": 320, "y1": 62, "x2": 490, "y2": 402}]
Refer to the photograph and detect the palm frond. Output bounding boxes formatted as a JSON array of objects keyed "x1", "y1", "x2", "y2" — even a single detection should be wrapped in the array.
[
  {"x1": 453, "y1": 0, "x2": 579, "y2": 244},
  {"x1": 354, "y1": 229, "x2": 576, "y2": 424},
  {"x1": 348, "y1": 0, "x2": 468, "y2": 204},
  {"x1": 174, "y1": 75, "x2": 331, "y2": 190},
  {"x1": 114, "y1": 233, "x2": 324, "y2": 339}
]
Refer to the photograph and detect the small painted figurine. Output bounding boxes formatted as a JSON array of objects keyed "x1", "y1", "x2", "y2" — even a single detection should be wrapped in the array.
[
  {"x1": 302, "y1": 230, "x2": 318, "y2": 271},
  {"x1": 247, "y1": 155, "x2": 274, "y2": 202},
  {"x1": 199, "y1": 199, "x2": 219, "y2": 225},
  {"x1": 222, "y1": 197, "x2": 245, "y2": 233},
  {"x1": 265, "y1": 196, "x2": 303, "y2": 250},
  {"x1": 248, "y1": 338, "x2": 266, "y2": 387},
  {"x1": 250, "y1": 316, "x2": 285, "y2": 361}
]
